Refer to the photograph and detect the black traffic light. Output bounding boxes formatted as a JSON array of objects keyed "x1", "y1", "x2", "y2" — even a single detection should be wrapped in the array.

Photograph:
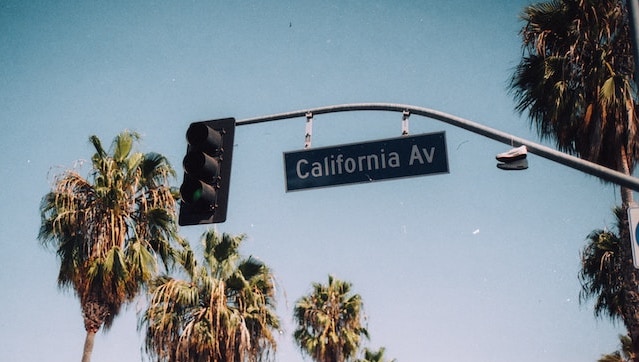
[{"x1": 178, "y1": 118, "x2": 236, "y2": 225}]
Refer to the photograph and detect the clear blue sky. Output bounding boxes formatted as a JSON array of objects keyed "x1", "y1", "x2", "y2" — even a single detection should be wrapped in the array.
[{"x1": 0, "y1": 1, "x2": 630, "y2": 361}]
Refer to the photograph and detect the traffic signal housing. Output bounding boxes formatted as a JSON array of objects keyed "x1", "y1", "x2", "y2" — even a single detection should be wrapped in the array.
[{"x1": 178, "y1": 118, "x2": 236, "y2": 225}]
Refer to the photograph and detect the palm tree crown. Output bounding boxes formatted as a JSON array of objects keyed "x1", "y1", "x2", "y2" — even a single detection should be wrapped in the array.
[
  {"x1": 510, "y1": 0, "x2": 639, "y2": 193},
  {"x1": 38, "y1": 131, "x2": 179, "y2": 361},
  {"x1": 140, "y1": 230, "x2": 280, "y2": 362},
  {"x1": 580, "y1": 207, "x2": 628, "y2": 321},
  {"x1": 580, "y1": 206, "x2": 639, "y2": 360},
  {"x1": 293, "y1": 275, "x2": 369, "y2": 362}
]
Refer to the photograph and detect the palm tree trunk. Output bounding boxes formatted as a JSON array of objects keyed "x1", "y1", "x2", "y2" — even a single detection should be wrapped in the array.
[
  {"x1": 81, "y1": 329, "x2": 96, "y2": 362},
  {"x1": 620, "y1": 146, "x2": 635, "y2": 207},
  {"x1": 80, "y1": 299, "x2": 108, "y2": 362}
]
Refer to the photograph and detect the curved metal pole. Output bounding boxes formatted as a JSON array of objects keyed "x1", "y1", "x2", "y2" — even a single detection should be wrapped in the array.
[{"x1": 237, "y1": 103, "x2": 639, "y2": 192}]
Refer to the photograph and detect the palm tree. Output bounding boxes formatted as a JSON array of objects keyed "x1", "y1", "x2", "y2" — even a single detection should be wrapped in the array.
[
  {"x1": 511, "y1": 1, "x2": 639, "y2": 359},
  {"x1": 580, "y1": 206, "x2": 639, "y2": 359},
  {"x1": 293, "y1": 275, "x2": 369, "y2": 362},
  {"x1": 510, "y1": 0, "x2": 639, "y2": 205},
  {"x1": 38, "y1": 131, "x2": 179, "y2": 362},
  {"x1": 140, "y1": 230, "x2": 280, "y2": 362},
  {"x1": 598, "y1": 334, "x2": 634, "y2": 361},
  {"x1": 580, "y1": 207, "x2": 627, "y2": 322},
  {"x1": 355, "y1": 347, "x2": 397, "y2": 362}
]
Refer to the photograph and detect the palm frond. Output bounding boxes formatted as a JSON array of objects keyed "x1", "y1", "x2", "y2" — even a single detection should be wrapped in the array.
[
  {"x1": 89, "y1": 135, "x2": 107, "y2": 159},
  {"x1": 38, "y1": 131, "x2": 180, "y2": 337},
  {"x1": 111, "y1": 130, "x2": 140, "y2": 162},
  {"x1": 142, "y1": 152, "x2": 176, "y2": 182}
]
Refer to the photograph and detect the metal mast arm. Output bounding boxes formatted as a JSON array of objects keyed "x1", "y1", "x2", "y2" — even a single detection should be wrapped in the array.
[{"x1": 237, "y1": 103, "x2": 639, "y2": 192}]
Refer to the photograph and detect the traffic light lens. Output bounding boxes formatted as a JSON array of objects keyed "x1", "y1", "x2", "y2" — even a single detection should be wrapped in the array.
[
  {"x1": 186, "y1": 123, "x2": 223, "y2": 153},
  {"x1": 183, "y1": 151, "x2": 220, "y2": 180},
  {"x1": 180, "y1": 176, "x2": 217, "y2": 207},
  {"x1": 193, "y1": 188, "x2": 202, "y2": 201}
]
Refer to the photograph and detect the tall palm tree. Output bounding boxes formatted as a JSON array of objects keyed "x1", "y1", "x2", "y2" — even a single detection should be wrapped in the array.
[
  {"x1": 140, "y1": 230, "x2": 280, "y2": 362},
  {"x1": 510, "y1": 0, "x2": 639, "y2": 205},
  {"x1": 293, "y1": 275, "x2": 368, "y2": 362},
  {"x1": 38, "y1": 131, "x2": 179, "y2": 362},
  {"x1": 511, "y1": 1, "x2": 639, "y2": 359},
  {"x1": 580, "y1": 206, "x2": 639, "y2": 359}
]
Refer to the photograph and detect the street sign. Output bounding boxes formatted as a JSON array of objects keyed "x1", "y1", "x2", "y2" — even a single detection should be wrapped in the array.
[
  {"x1": 284, "y1": 131, "x2": 449, "y2": 191},
  {"x1": 628, "y1": 207, "x2": 639, "y2": 268}
]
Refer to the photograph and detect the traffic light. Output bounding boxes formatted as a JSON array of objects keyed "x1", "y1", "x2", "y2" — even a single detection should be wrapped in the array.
[{"x1": 178, "y1": 118, "x2": 236, "y2": 225}]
